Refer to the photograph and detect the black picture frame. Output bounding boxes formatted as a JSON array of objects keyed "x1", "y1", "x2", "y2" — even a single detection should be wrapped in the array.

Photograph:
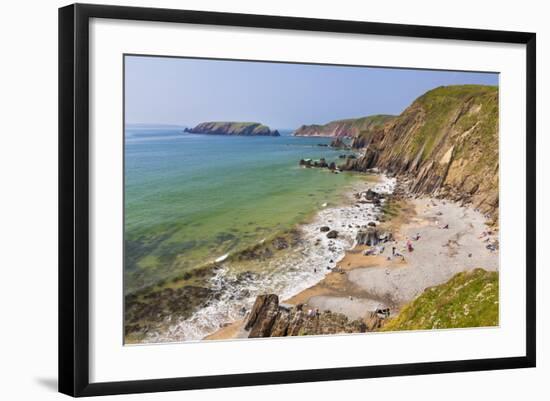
[{"x1": 59, "y1": 3, "x2": 536, "y2": 397}]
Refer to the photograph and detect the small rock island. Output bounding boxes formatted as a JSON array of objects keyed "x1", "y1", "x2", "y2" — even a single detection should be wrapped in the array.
[{"x1": 184, "y1": 122, "x2": 280, "y2": 136}]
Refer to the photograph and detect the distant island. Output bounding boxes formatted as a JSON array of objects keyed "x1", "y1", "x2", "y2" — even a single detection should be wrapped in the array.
[
  {"x1": 184, "y1": 122, "x2": 280, "y2": 136},
  {"x1": 292, "y1": 114, "x2": 394, "y2": 138}
]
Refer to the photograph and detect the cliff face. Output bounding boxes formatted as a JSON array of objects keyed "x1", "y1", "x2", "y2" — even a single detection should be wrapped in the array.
[
  {"x1": 292, "y1": 115, "x2": 394, "y2": 138},
  {"x1": 342, "y1": 85, "x2": 499, "y2": 223},
  {"x1": 185, "y1": 121, "x2": 280, "y2": 136}
]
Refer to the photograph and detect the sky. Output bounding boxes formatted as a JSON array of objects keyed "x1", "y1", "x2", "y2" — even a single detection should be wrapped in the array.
[{"x1": 125, "y1": 55, "x2": 498, "y2": 130}]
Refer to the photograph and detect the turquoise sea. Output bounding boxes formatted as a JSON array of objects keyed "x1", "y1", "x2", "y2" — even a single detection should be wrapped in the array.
[{"x1": 124, "y1": 127, "x2": 363, "y2": 294}]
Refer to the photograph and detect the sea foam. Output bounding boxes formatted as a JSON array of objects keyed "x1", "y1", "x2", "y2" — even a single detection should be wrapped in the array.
[{"x1": 145, "y1": 175, "x2": 396, "y2": 343}]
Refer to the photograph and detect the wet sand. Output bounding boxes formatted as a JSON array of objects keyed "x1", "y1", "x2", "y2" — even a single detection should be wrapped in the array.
[{"x1": 204, "y1": 192, "x2": 499, "y2": 340}]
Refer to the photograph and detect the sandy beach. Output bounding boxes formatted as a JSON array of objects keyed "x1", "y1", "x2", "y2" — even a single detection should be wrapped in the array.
[
  {"x1": 291, "y1": 196, "x2": 499, "y2": 321},
  {"x1": 204, "y1": 181, "x2": 499, "y2": 340}
]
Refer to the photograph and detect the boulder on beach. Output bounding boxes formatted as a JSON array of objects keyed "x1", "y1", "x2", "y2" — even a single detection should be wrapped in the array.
[
  {"x1": 365, "y1": 189, "x2": 380, "y2": 201},
  {"x1": 320, "y1": 226, "x2": 331, "y2": 232},
  {"x1": 356, "y1": 227, "x2": 379, "y2": 246},
  {"x1": 326, "y1": 230, "x2": 339, "y2": 239}
]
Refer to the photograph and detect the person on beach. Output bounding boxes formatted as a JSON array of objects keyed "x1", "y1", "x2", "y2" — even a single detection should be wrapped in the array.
[
  {"x1": 407, "y1": 240, "x2": 414, "y2": 252},
  {"x1": 392, "y1": 246, "x2": 396, "y2": 256}
]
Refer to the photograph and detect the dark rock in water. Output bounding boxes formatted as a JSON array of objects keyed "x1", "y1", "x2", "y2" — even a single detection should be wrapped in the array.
[
  {"x1": 368, "y1": 221, "x2": 377, "y2": 227},
  {"x1": 236, "y1": 271, "x2": 258, "y2": 283},
  {"x1": 320, "y1": 226, "x2": 331, "y2": 232},
  {"x1": 272, "y1": 236, "x2": 289, "y2": 250},
  {"x1": 328, "y1": 162, "x2": 336, "y2": 170},
  {"x1": 330, "y1": 137, "x2": 349, "y2": 149},
  {"x1": 356, "y1": 227, "x2": 379, "y2": 246},
  {"x1": 315, "y1": 158, "x2": 328, "y2": 168},
  {"x1": 299, "y1": 159, "x2": 313, "y2": 167},
  {"x1": 326, "y1": 230, "x2": 339, "y2": 239},
  {"x1": 317, "y1": 143, "x2": 328, "y2": 147},
  {"x1": 245, "y1": 294, "x2": 280, "y2": 337},
  {"x1": 125, "y1": 284, "x2": 215, "y2": 338}
]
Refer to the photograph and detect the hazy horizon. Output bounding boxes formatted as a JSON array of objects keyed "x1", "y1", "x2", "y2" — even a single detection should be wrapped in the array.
[{"x1": 125, "y1": 55, "x2": 498, "y2": 130}]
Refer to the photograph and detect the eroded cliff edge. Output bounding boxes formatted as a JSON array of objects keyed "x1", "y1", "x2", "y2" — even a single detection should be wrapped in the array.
[{"x1": 341, "y1": 85, "x2": 499, "y2": 224}]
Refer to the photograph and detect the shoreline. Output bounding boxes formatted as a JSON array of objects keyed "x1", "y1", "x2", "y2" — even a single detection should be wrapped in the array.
[
  {"x1": 139, "y1": 173, "x2": 395, "y2": 343},
  {"x1": 203, "y1": 179, "x2": 499, "y2": 341}
]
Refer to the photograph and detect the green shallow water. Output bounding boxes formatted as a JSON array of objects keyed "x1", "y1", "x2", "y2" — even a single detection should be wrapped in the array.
[{"x1": 124, "y1": 128, "x2": 365, "y2": 293}]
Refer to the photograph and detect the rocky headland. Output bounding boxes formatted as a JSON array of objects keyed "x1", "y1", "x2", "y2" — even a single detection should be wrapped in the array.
[
  {"x1": 292, "y1": 115, "x2": 394, "y2": 138},
  {"x1": 203, "y1": 85, "x2": 500, "y2": 341},
  {"x1": 341, "y1": 85, "x2": 499, "y2": 224},
  {"x1": 184, "y1": 121, "x2": 280, "y2": 136}
]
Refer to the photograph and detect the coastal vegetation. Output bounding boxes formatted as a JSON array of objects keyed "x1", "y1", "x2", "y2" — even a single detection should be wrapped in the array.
[
  {"x1": 341, "y1": 85, "x2": 499, "y2": 224},
  {"x1": 292, "y1": 114, "x2": 394, "y2": 138},
  {"x1": 381, "y1": 269, "x2": 499, "y2": 331}
]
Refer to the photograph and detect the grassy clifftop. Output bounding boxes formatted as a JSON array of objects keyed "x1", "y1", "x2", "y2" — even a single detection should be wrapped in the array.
[
  {"x1": 342, "y1": 85, "x2": 499, "y2": 223},
  {"x1": 293, "y1": 114, "x2": 394, "y2": 138},
  {"x1": 400, "y1": 85, "x2": 498, "y2": 162},
  {"x1": 382, "y1": 268, "x2": 499, "y2": 331},
  {"x1": 185, "y1": 121, "x2": 280, "y2": 136}
]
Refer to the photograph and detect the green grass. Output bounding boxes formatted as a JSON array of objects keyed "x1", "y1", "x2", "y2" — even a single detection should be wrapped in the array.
[
  {"x1": 405, "y1": 85, "x2": 498, "y2": 162},
  {"x1": 382, "y1": 268, "x2": 499, "y2": 331},
  {"x1": 295, "y1": 114, "x2": 394, "y2": 137}
]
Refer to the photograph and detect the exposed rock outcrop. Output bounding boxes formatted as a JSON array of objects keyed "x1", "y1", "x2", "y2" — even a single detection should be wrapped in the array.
[
  {"x1": 293, "y1": 115, "x2": 395, "y2": 138},
  {"x1": 245, "y1": 294, "x2": 280, "y2": 337},
  {"x1": 341, "y1": 85, "x2": 499, "y2": 223},
  {"x1": 299, "y1": 158, "x2": 329, "y2": 168},
  {"x1": 185, "y1": 121, "x2": 280, "y2": 136},
  {"x1": 245, "y1": 295, "x2": 381, "y2": 337},
  {"x1": 125, "y1": 284, "x2": 215, "y2": 339},
  {"x1": 329, "y1": 137, "x2": 349, "y2": 149},
  {"x1": 356, "y1": 227, "x2": 379, "y2": 246}
]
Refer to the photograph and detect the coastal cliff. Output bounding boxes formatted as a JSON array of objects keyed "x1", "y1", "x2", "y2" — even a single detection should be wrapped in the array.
[
  {"x1": 341, "y1": 85, "x2": 499, "y2": 223},
  {"x1": 185, "y1": 121, "x2": 280, "y2": 136},
  {"x1": 293, "y1": 115, "x2": 394, "y2": 138}
]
